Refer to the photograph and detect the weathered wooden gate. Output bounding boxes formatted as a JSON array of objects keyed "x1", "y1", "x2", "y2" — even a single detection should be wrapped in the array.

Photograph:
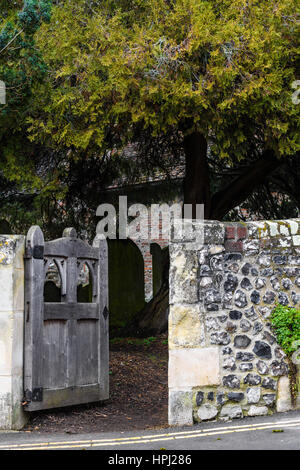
[{"x1": 23, "y1": 226, "x2": 109, "y2": 411}]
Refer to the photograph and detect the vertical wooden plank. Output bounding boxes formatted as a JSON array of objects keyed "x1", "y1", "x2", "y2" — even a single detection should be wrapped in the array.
[
  {"x1": 43, "y1": 320, "x2": 68, "y2": 389},
  {"x1": 63, "y1": 229, "x2": 78, "y2": 388},
  {"x1": 24, "y1": 226, "x2": 45, "y2": 402},
  {"x1": 93, "y1": 234, "x2": 109, "y2": 400}
]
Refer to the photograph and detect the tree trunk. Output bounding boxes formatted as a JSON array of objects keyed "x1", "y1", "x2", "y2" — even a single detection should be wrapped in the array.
[
  {"x1": 210, "y1": 150, "x2": 283, "y2": 220},
  {"x1": 183, "y1": 131, "x2": 211, "y2": 218},
  {"x1": 182, "y1": 132, "x2": 283, "y2": 220},
  {"x1": 119, "y1": 253, "x2": 170, "y2": 337}
]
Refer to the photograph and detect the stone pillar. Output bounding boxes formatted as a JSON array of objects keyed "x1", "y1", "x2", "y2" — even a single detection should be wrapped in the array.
[
  {"x1": 0, "y1": 235, "x2": 28, "y2": 430},
  {"x1": 168, "y1": 221, "x2": 224, "y2": 426}
]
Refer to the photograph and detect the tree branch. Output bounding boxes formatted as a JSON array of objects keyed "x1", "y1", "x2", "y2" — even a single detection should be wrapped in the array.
[{"x1": 210, "y1": 149, "x2": 283, "y2": 220}]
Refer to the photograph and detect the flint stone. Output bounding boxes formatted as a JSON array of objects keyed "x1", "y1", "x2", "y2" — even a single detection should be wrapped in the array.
[
  {"x1": 200, "y1": 277, "x2": 213, "y2": 288},
  {"x1": 204, "y1": 289, "x2": 222, "y2": 305},
  {"x1": 197, "y1": 404, "x2": 218, "y2": 421},
  {"x1": 218, "y1": 315, "x2": 228, "y2": 323},
  {"x1": 225, "y1": 321, "x2": 237, "y2": 333},
  {"x1": 236, "y1": 352, "x2": 254, "y2": 361},
  {"x1": 273, "y1": 255, "x2": 287, "y2": 265},
  {"x1": 223, "y1": 356, "x2": 236, "y2": 371},
  {"x1": 248, "y1": 406, "x2": 268, "y2": 417},
  {"x1": 244, "y1": 373, "x2": 261, "y2": 385},
  {"x1": 255, "y1": 278, "x2": 266, "y2": 289},
  {"x1": 234, "y1": 335, "x2": 251, "y2": 349},
  {"x1": 244, "y1": 240, "x2": 259, "y2": 255},
  {"x1": 253, "y1": 322, "x2": 263, "y2": 335},
  {"x1": 282, "y1": 278, "x2": 292, "y2": 290},
  {"x1": 260, "y1": 268, "x2": 274, "y2": 277},
  {"x1": 256, "y1": 360, "x2": 269, "y2": 375},
  {"x1": 217, "y1": 393, "x2": 227, "y2": 405},
  {"x1": 229, "y1": 310, "x2": 242, "y2": 320},
  {"x1": 223, "y1": 375, "x2": 240, "y2": 389},
  {"x1": 241, "y1": 278, "x2": 252, "y2": 291},
  {"x1": 278, "y1": 292, "x2": 289, "y2": 305},
  {"x1": 263, "y1": 394, "x2": 276, "y2": 406},
  {"x1": 222, "y1": 347, "x2": 233, "y2": 355},
  {"x1": 211, "y1": 332, "x2": 231, "y2": 346},
  {"x1": 239, "y1": 363, "x2": 253, "y2": 371},
  {"x1": 241, "y1": 263, "x2": 252, "y2": 275},
  {"x1": 263, "y1": 291, "x2": 276, "y2": 304},
  {"x1": 262, "y1": 378, "x2": 277, "y2": 390},
  {"x1": 275, "y1": 348, "x2": 286, "y2": 359},
  {"x1": 207, "y1": 303, "x2": 219, "y2": 312},
  {"x1": 262, "y1": 331, "x2": 276, "y2": 345},
  {"x1": 246, "y1": 388, "x2": 261, "y2": 404},
  {"x1": 250, "y1": 290, "x2": 260, "y2": 305},
  {"x1": 224, "y1": 274, "x2": 239, "y2": 292},
  {"x1": 258, "y1": 306, "x2": 271, "y2": 319},
  {"x1": 200, "y1": 265, "x2": 213, "y2": 276},
  {"x1": 234, "y1": 290, "x2": 248, "y2": 308},
  {"x1": 226, "y1": 263, "x2": 239, "y2": 273},
  {"x1": 253, "y1": 341, "x2": 272, "y2": 359},
  {"x1": 270, "y1": 360, "x2": 289, "y2": 376},
  {"x1": 225, "y1": 253, "x2": 242, "y2": 262},
  {"x1": 210, "y1": 255, "x2": 223, "y2": 271},
  {"x1": 206, "y1": 317, "x2": 221, "y2": 332},
  {"x1": 244, "y1": 307, "x2": 258, "y2": 319},
  {"x1": 240, "y1": 319, "x2": 252, "y2": 332},
  {"x1": 257, "y1": 255, "x2": 271, "y2": 267},
  {"x1": 291, "y1": 292, "x2": 300, "y2": 305},
  {"x1": 220, "y1": 405, "x2": 243, "y2": 420},
  {"x1": 270, "y1": 276, "x2": 281, "y2": 291},
  {"x1": 228, "y1": 392, "x2": 244, "y2": 402},
  {"x1": 196, "y1": 391, "x2": 204, "y2": 406}
]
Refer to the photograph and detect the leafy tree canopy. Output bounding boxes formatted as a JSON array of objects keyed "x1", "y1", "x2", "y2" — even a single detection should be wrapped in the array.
[
  {"x1": 0, "y1": 0, "x2": 299, "y2": 233},
  {"x1": 0, "y1": 0, "x2": 52, "y2": 226},
  {"x1": 30, "y1": 0, "x2": 299, "y2": 160}
]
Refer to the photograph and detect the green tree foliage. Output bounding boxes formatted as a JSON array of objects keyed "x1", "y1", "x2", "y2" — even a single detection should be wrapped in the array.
[
  {"x1": 0, "y1": 1, "x2": 52, "y2": 222},
  {"x1": 25, "y1": 0, "x2": 299, "y2": 219},
  {"x1": 0, "y1": 1, "x2": 299, "y2": 234}
]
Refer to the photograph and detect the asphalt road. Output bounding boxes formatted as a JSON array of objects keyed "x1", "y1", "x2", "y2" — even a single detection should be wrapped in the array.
[{"x1": 0, "y1": 410, "x2": 299, "y2": 451}]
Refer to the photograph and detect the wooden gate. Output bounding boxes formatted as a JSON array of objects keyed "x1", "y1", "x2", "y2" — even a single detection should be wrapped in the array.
[{"x1": 23, "y1": 226, "x2": 109, "y2": 411}]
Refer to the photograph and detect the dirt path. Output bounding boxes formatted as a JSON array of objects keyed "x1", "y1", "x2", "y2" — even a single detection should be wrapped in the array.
[{"x1": 23, "y1": 334, "x2": 168, "y2": 434}]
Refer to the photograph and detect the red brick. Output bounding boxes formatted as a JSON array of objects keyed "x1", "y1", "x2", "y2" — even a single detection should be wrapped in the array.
[
  {"x1": 237, "y1": 226, "x2": 247, "y2": 240},
  {"x1": 225, "y1": 226, "x2": 236, "y2": 240},
  {"x1": 224, "y1": 240, "x2": 243, "y2": 252}
]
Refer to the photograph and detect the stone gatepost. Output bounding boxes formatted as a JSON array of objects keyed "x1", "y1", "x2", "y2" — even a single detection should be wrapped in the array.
[
  {"x1": 0, "y1": 235, "x2": 28, "y2": 429},
  {"x1": 168, "y1": 221, "x2": 224, "y2": 425}
]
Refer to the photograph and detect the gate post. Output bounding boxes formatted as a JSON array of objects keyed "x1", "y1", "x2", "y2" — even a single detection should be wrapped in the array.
[
  {"x1": 93, "y1": 234, "x2": 109, "y2": 400},
  {"x1": 0, "y1": 235, "x2": 28, "y2": 429}
]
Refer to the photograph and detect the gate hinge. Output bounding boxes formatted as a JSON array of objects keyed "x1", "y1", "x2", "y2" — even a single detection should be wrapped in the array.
[
  {"x1": 24, "y1": 244, "x2": 44, "y2": 260},
  {"x1": 102, "y1": 306, "x2": 109, "y2": 320},
  {"x1": 23, "y1": 388, "x2": 43, "y2": 404}
]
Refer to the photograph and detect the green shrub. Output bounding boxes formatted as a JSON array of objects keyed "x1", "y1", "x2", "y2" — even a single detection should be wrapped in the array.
[{"x1": 270, "y1": 304, "x2": 300, "y2": 356}]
